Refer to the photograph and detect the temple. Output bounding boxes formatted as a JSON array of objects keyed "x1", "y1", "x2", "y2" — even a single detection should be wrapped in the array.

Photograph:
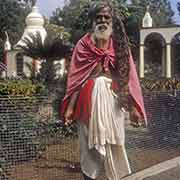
[
  {"x1": 140, "y1": 7, "x2": 180, "y2": 78},
  {"x1": 5, "y1": 4, "x2": 47, "y2": 77}
]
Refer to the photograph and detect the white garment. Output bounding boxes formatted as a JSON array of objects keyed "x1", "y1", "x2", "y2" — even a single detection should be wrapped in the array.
[{"x1": 78, "y1": 76, "x2": 131, "y2": 179}]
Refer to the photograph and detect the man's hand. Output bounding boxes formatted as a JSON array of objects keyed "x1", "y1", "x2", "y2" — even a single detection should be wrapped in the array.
[
  {"x1": 64, "y1": 91, "x2": 79, "y2": 126},
  {"x1": 64, "y1": 106, "x2": 74, "y2": 126},
  {"x1": 130, "y1": 106, "x2": 142, "y2": 128}
]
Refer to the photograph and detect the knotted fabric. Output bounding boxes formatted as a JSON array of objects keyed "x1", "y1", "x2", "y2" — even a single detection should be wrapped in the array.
[{"x1": 64, "y1": 33, "x2": 115, "y2": 100}]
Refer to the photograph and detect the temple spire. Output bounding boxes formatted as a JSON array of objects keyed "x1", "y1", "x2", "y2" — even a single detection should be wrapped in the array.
[
  {"x1": 142, "y1": 5, "x2": 153, "y2": 28},
  {"x1": 4, "y1": 31, "x2": 11, "y2": 51}
]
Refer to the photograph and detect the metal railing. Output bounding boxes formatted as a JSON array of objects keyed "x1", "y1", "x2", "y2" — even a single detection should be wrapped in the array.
[{"x1": 0, "y1": 91, "x2": 180, "y2": 180}]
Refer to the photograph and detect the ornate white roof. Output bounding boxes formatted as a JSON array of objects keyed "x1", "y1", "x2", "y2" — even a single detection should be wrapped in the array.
[
  {"x1": 4, "y1": 31, "x2": 11, "y2": 51},
  {"x1": 142, "y1": 6, "x2": 153, "y2": 28},
  {"x1": 15, "y1": 5, "x2": 47, "y2": 48}
]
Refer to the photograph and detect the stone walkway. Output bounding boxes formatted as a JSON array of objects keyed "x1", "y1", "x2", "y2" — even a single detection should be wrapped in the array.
[
  {"x1": 122, "y1": 156, "x2": 180, "y2": 180},
  {"x1": 144, "y1": 166, "x2": 180, "y2": 180}
]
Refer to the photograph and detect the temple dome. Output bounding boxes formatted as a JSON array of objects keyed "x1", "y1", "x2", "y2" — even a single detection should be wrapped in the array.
[
  {"x1": 15, "y1": 5, "x2": 47, "y2": 48},
  {"x1": 25, "y1": 6, "x2": 44, "y2": 27}
]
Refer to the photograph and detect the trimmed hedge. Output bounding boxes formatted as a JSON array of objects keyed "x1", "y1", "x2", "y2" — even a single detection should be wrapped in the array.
[
  {"x1": 141, "y1": 78, "x2": 180, "y2": 91},
  {"x1": 0, "y1": 80, "x2": 46, "y2": 96}
]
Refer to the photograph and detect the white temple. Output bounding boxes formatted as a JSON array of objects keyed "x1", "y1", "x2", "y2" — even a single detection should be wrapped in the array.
[
  {"x1": 140, "y1": 8, "x2": 180, "y2": 78},
  {"x1": 5, "y1": 4, "x2": 47, "y2": 77},
  {"x1": 4, "y1": 31, "x2": 11, "y2": 51},
  {"x1": 15, "y1": 6, "x2": 47, "y2": 47}
]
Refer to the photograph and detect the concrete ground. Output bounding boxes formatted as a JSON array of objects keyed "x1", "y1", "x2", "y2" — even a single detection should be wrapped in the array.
[
  {"x1": 143, "y1": 166, "x2": 180, "y2": 180},
  {"x1": 122, "y1": 156, "x2": 180, "y2": 180}
]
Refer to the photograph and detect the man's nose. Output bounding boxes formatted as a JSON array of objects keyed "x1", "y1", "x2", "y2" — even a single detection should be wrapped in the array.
[{"x1": 101, "y1": 16, "x2": 106, "y2": 22}]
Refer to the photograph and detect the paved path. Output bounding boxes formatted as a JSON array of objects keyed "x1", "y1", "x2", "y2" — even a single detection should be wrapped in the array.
[
  {"x1": 143, "y1": 166, "x2": 180, "y2": 180},
  {"x1": 122, "y1": 156, "x2": 180, "y2": 180}
]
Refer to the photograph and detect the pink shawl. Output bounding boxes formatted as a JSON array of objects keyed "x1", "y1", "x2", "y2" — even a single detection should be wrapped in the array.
[{"x1": 63, "y1": 33, "x2": 147, "y2": 124}]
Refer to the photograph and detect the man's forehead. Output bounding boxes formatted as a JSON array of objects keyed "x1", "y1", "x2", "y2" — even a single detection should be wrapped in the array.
[{"x1": 96, "y1": 6, "x2": 112, "y2": 15}]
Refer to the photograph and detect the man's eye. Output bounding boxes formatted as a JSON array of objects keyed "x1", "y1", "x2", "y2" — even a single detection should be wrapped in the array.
[
  {"x1": 96, "y1": 15, "x2": 102, "y2": 19},
  {"x1": 96, "y1": 15, "x2": 111, "y2": 20},
  {"x1": 104, "y1": 15, "x2": 111, "y2": 20}
]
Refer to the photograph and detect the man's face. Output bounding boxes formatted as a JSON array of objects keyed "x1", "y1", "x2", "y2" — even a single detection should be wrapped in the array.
[{"x1": 92, "y1": 6, "x2": 113, "y2": 40}]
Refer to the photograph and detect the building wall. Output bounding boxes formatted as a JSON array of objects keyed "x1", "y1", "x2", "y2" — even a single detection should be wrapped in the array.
[
  {"x1": 6, "y1": 50, "x2": 66, "y2": 78},
  {"x1": 7, "y1": 50, "x2": 18, "y2": 77}
]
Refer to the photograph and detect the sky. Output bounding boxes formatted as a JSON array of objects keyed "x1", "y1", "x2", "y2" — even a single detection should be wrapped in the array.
[{"x1": 37, "y1": 0, "x2": 179, "y2": 24}]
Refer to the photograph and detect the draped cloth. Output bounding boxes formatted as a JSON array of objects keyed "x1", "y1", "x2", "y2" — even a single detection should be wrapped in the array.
[
  {"x1": 61, "y1": 33, "x2": 147, "y2": 124},
  {"x1": 78, "y1": 76, "x2": 131, "y2": 179}
]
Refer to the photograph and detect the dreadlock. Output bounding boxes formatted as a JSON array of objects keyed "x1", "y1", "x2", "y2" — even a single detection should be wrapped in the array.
[{"x1": 112, "y1": 10, "x2": 130, "y2": 90}]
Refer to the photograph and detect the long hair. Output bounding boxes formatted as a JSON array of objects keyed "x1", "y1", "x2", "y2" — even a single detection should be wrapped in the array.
[{"x1": 112, "y1": 10, "x2": 130, "y2": 90}]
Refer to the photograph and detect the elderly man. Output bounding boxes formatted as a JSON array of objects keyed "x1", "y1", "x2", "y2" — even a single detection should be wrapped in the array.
[{"x1": 61, "y1": 1, "x2": 147, "y2": 180}]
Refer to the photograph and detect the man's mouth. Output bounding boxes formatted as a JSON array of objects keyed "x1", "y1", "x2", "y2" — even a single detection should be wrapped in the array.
[{"x1": 97, "y1": 24, "x2": 108, "y2": 31}]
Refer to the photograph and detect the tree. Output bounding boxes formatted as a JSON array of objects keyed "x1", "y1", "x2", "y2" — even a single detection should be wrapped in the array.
[
  {"x1": 50, "y1": 0, "x2": 90, "y2": 43},
  {"x1": 50, "y1": 0, "x2": 174, "y2": 53},
  {"x1": 17, "y1": 0, "x2": 36, "y2": 7},
  {"x1": 17, "y1": 23, "x2": 71, "y2": 91},
  {"x1": 129, "y1": 0, "x2": 174, "y2": 26},
  {"x1": 0, "y1": 0, "x2": 34, "y2": 61},
  {"x1": 177, "y1": 2, "x2": 180, "y2": 16},
  {"x1": 50, "y1": 0, "x2": 131, "y2": 44}
]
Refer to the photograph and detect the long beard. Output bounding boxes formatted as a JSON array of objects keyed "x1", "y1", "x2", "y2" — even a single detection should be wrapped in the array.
[{"x1": 93, "y1": 23, "x2": 112, "y2": 41}]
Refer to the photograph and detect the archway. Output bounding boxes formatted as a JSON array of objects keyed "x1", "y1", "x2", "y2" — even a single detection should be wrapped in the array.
[
  {"x1": 171, "y1": 32, "x2": 180, "y2": 78},
  {"x1": 16, "y1": 53, "x2": 24, "y2": 76},
  {"x1": 144, "y1": 33, "x2": 166, "y2": 79}
]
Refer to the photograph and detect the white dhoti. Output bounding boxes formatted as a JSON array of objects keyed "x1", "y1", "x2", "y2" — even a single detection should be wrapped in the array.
[{"x1": 78, "y1": 76, "x2": 131, "y2": 179}]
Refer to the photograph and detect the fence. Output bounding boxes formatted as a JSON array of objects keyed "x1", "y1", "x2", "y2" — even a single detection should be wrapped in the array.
[{"x1": 0, "y1": 91, "x2": 180, "y2": 180}]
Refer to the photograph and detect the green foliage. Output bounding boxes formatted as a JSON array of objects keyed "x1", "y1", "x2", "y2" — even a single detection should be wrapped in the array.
[
  {"x1": 141, "y1": 78, "x2": 180, "y2": 91},
  {"x1": 0, "y1": 80, "x2": 45, "y2": 96},
  {"x1": 45, "y1": 22, "x2": 71, "y2": 43},
  {"x1": 141, "y1": 78, "x2": 180, "y2": 141},
  {"x1": 0, "y1": 113, "x2": 39, "y2": 162},
  {"x1": 17, "y1": 0, "x2": 36, "y2": 7},
  {"x1": 50, "y1": 0, "x2": 131, "y2": 43},
  {"x1": 36, "y1": 121, "x2": 78, "y2": 144},
  {"x1": 50, "y1": 0, "x2": 175, "y2": 45},
  {"x1": 17, "y1": 28, "x2": 71, "y2": 93},
  {"x1": 129, "y1": 0, "x2": 174, "y2": 26},
  {"x1": 0, "y1": 94, "x2": 76, "y2": 180},
  {"x1": 17, "y1": 32, "x2": 71, "y2": 60},
  {"x1": 0, "y1": 0, "x2": 31, "y2": 61},
  {"x1": 0, "y1": 95, "x2": 47, "y2": 180},
  {"x1": 50, "y1": 0, "x2": 89, "y2": 43},
  {"x1": 177, "y1": 2, "x2": 180, "y2": 16}
]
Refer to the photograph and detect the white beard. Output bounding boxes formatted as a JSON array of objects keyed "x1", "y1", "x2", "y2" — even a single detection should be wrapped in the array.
[{"x1": 93, "y1": 23, "x2": 112, "y2": 41}]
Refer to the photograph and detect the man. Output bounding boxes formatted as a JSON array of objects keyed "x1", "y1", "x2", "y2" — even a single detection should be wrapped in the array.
[{"x1": 61, "y1": 1, "x2": 147, "y2": 180}]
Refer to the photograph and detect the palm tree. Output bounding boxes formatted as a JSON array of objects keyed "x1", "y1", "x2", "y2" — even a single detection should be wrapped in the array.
[
  {"x1": 17, "y1": 31, "x2": 72, "y2": 91},
  {"x1": 18, "y1": 32, "x2": 71, "y2": 60}
]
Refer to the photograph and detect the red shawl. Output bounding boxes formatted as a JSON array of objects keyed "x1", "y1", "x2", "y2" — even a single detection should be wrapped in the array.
[{"x1": 62, "y1": 33, "x2": 147, "y2": 124}]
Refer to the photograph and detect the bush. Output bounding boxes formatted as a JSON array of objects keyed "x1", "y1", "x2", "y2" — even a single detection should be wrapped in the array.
[
  {"x1": 140, "y1": 78, "x2": 180, "y2": 91},
  {"x1": 140, "y1": 78, "x2": 180, "y2": 146},
  {"x1": 0, "y1": 79, "x2": 46, "y2": 96},
  {"x1": 0, "y1": 80, "x2": 47, "y2": 179}
]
